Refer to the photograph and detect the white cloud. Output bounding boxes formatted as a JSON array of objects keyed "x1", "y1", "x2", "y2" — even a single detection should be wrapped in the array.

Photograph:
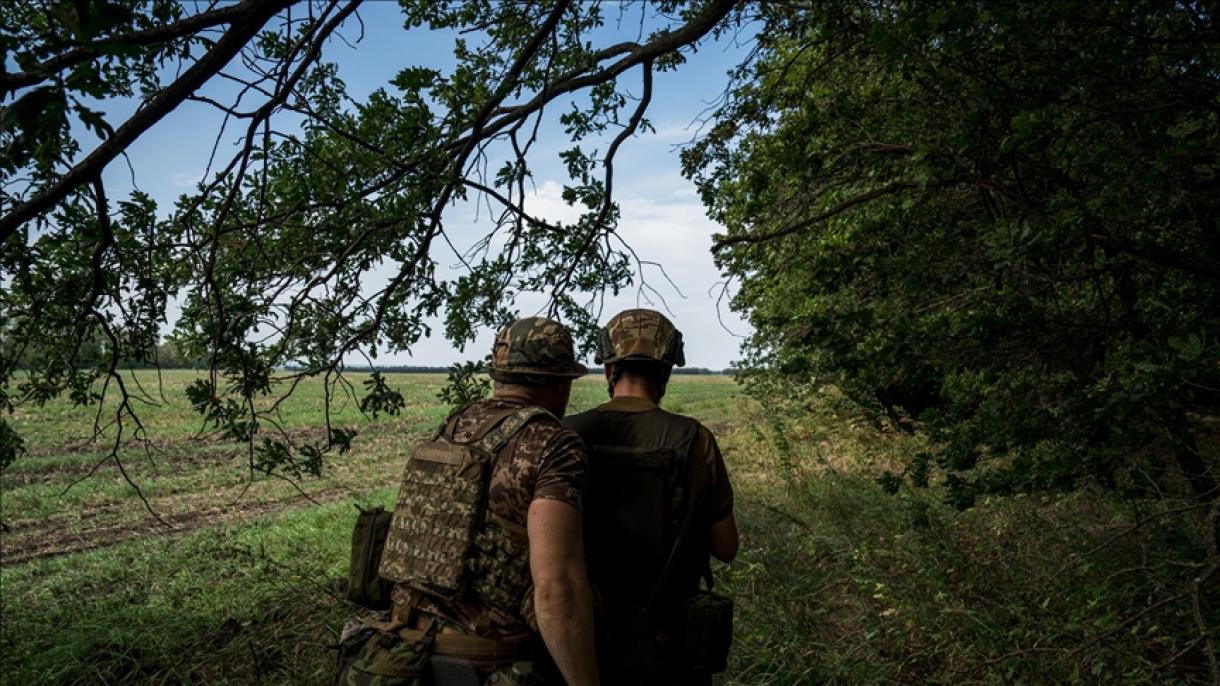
[
  {"x1": 397, "y1": 178, "x2": 749, "y2": 368},
  {"x1": 170, "y1": 171, "x2": 203, "y2": 188},
  {"x1": 519, "y1": 179, "x2": 748, "y2": 366}
]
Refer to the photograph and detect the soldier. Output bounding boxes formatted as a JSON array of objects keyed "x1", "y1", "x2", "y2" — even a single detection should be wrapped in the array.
[
  {"x1": 564, "y1": 309, "x2": 739, "y2": 686},
  {"x1": 337, "y1": 317, "x2": 599, "y2": 686}
]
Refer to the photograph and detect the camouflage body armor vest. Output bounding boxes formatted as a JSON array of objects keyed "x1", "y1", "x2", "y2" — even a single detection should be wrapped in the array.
[
  {"x1": 564, "y1": 404, "x2": 708, "y2": 679},
  {"x1": 379, "y1": 404, "x2": 550, "y2": 621}
]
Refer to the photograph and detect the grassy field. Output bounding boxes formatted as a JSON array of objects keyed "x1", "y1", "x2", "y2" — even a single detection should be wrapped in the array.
[{"x1": 2, "y1": 371, "x2": 1216, "y2": 684}]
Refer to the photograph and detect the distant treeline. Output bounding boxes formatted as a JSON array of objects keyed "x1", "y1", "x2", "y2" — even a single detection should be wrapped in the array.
[
  {"x1": 281, "y1": 365, "x2": 734, "y2": 375},
  {"x1": 3, "y1": 336, "x2": 203, "y2": 370},
  {"x1": 6, "y1": 339, "x2": 734, "y2": 376}
]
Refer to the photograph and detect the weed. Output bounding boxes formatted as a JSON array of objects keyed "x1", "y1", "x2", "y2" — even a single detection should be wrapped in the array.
[{"x1": 3, "y1": 372, "x2": 1216, "y2": 684}]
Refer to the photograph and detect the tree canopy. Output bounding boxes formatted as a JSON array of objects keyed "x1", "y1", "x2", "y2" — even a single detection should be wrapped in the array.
[
  {"x1": 684, "y1": 1, "x2": 1220, "y2": 508},
  {"x1": 1, "y1": 0, "x2": 742, "y2": 484},
  {"x1": 2, "y1": 0, "x2": 1217, "y2": 518}
]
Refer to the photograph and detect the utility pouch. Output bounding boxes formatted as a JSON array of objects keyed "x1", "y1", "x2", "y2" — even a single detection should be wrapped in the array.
[
  {"x1": 346, "y1": 505, "x2": 393, "y2": 609},
  {"x1": 680, "y1": 591, "x2": 733, "y2": 674},
  {"x1": 335, "y1": 629, "x2": 430, "y2": 686}
]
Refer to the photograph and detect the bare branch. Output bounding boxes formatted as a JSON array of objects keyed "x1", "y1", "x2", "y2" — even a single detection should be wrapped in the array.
[
  {"x1": 712, "y1": 178, "x2": 968, "y2": 253},
  {"x1": 1, "y1": 1, "x2": 264, "y2": 94},
  {"x1": 0, "y1": 0, "x2": 296, "y2": 243}
]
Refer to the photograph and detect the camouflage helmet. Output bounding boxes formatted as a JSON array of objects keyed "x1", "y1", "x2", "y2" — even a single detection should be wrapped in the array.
[
  {"x1": 487, "y1": 317, "x2": 588, "y2": 383},
  {"x1": 595, "y1": 309, "x2": 685, "y2": 367}
]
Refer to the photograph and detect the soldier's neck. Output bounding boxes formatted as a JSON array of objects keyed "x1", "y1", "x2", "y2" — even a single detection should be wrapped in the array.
[
  {"x1": 610, "y1": 378, "x2": 663, "y2": 404},
  {"x1": 494, "y1": 389, "x2": 568, "y2": 418}
]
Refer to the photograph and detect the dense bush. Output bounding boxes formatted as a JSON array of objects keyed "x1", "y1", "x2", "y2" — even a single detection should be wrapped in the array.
[{"x1": 685, "y1": 0, "x2": 1220, "y2": 508}]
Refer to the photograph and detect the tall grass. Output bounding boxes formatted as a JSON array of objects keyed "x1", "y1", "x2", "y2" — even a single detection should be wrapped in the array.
[
  {"x1": 718, "y1": 393, "x2": 1218, "y2": 685},
  {"x1": 2, "y1": 373, "x2": 1215, "y2": 684}
]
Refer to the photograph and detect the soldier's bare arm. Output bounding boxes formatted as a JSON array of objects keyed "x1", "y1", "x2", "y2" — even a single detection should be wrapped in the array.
[
  {"x1": 698, "y1": 426, "x2": 739, "y2": 562},
  {"x1": 528, "y1": 498, "x2": 600, "y2": 686},
  {"x1": 710, "y1": 511, "x2": 739, "y2": 562}
]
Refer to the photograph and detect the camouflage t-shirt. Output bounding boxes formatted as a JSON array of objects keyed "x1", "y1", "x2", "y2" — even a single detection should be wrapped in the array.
[
  {"x1": 451, "y1": 396, "x2": 587, "y2": 524},
  {"x1": 394, "y1": 395, "x2": 588, "y2": 635}
]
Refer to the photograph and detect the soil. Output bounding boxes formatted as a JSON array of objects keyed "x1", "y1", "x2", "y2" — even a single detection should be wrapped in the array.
[{"x1": 0, "y1": 488, "x2": 349, "y2": 567}]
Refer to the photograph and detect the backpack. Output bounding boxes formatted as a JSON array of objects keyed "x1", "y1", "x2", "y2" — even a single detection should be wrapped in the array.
[
  {"x1": 346, "y1": 505, "x2": 393, "y2": 609},
  {"x1": 378, "y1": 405, "x2": 550, "y2": 598}
]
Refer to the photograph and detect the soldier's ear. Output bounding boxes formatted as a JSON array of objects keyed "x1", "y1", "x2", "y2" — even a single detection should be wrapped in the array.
[{"x1": 603, "y1": 364, "x2": 613, "y2": 380}]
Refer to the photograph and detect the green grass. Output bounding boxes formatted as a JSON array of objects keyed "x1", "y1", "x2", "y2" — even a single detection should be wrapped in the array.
[
  {"x1": 1, "y1": 495, "x2": 384, "y2": 685},
  {"x1": 0, "y1": 372, "x2": 745, "y2": 683},
  {"x1": 3, "y1": 371, "x2": 1216, "y2": 684},
  {"x1": 715, "y1": 395, "x2": 1218, "y2": 685}
]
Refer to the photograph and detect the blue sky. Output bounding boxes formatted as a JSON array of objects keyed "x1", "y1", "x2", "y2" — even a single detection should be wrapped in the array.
[{"x1": 92, "y1": 2, "x2": 755, "y2": 369}]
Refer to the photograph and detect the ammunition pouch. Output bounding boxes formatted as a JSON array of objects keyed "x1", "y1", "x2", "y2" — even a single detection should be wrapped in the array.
[
  {"x1": 334, "y1": 621, "x2": 430, "y2": 686},
  {"x1": 336, "y1": 616, "x2": 532, "y2": 686}
]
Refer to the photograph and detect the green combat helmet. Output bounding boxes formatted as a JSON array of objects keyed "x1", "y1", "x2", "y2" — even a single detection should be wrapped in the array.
[
  {"x1": 595, "y1": 308, "x2": 686, "y2": 367},
  {"x1": 487, "y1": 317, "x2": 589, "y2": 383}
]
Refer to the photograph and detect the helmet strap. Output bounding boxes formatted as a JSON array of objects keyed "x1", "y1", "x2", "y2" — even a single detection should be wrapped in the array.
[
  {"x1": 606, "y1": 363, "x2": 625, "y2": 398},
  {"x1": 596, "y1": 327, "x2": 615, "y2": 365}
]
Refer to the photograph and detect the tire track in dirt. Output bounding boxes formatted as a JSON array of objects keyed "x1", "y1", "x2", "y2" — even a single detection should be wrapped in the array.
[
  {"x1": 5, "y1": 422, "x2": 427, "y2": 486},
  {"x1": 1, "y1": 452, "x2": 403, "y2": 538},
  {"x1": 0, "y1": 488, "x2": 351, "y2": 567},
  {"x1": 2, "y1": 423, "x2": 423, "y2": 568},
  {"x1": 10, "y1": 427, "x2": 332, "y2": 477}
]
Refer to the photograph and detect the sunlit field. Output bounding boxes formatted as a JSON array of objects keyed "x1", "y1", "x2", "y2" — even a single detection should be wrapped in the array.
[
  {"x1": 0, "y1": 371, "x2": 740, "y2": 683},
  {"x1": 2, "y1": 371, "x2": 1213, "y2": 684}
]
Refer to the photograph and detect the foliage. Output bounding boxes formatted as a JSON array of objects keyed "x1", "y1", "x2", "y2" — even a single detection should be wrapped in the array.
[
  {"x1": 358, "y1": 372, "x2": 405, "y2": 419},
  {"x1": 5, "y1": 376, "x2": 1215, "y2": 684},
  {"x1": 1, "y1": 0, "x2": 196, "y2": 172},
  {"x1": 0, "y1": 0, "x2": 742, "y2": 488},
  {"x1": 685, "y1": 0, "x2": 1220, "y2": 508},
  {"x1": 723, "y1": 394, "x2": 1219, "y2": 684},
  {"x1": 437, "y1": 360, "x2": 491, "y2": 410}
]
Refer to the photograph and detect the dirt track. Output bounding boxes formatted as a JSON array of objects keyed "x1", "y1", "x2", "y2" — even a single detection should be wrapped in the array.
[
  {"x1": 0, "y1": 422, "x2": 413, "y2": 569},
  {"x1": 0, "y1": 488, "x2": 351, "y2": 567}
]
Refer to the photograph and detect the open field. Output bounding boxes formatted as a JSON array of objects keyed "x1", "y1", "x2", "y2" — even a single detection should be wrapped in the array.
[
  {"x1": 0, "y1": 372, "x2": 739, "y2": 683},
  {"x1": 3, "y1": 371, "x2": 1217, "y2": 684}
]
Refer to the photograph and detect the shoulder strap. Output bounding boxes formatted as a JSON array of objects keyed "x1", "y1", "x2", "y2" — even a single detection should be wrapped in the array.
[
  {"x1": 472, "y1": 406, "x2": 553, "y2": 455},
  {"x1": 437, "y1": 403, "x2": 549, "y2": 448},
  {"x1": 644, "y1": 428, "x2": 708, "y2": 611},
  {"x1": 434, "y1": 400, "x2": 482, "y2": 440}
]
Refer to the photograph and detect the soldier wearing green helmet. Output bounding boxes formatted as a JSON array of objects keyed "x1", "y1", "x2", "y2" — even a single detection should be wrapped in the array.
[
  {"x1": 565, "y1": 309, "x2": 739, "y2": 686},
  {"x1": 337, "y1": 317, "x2": 599, "y2": 686}
]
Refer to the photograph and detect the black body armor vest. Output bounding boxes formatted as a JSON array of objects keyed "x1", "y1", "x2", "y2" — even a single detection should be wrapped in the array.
[{"x1": 564, "y1": 404, "x2": 706, "y2": 614}]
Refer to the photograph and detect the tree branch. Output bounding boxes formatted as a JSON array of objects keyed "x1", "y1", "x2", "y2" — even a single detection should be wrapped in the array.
[
  {"x1": 712, "y1": 178, "x2": 967, "y2": 253},
  {"x1": 2, "y1": 1, "x2": 263, "y2": 94},
  {"x1": 0, "y1": 0, "x2": 294, "y2": 244}
]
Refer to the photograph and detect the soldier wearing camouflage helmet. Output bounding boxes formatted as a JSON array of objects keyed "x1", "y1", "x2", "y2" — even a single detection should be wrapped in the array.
[
  {"x1": 564, "y1": 309, "x2": 739, "y2": 686},
  {"x1": 337, "y1": 317, "x2": 599, "y2": 686}
]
